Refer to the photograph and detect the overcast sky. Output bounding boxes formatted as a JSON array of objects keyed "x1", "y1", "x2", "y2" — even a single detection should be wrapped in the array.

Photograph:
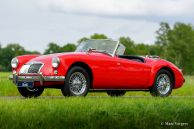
[{"x1": 0, "y1": 0, "x2": 194, "y2": 52}]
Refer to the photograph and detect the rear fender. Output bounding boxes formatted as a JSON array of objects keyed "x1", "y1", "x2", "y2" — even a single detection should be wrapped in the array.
[{"x1": 147, "y1": 60, "x2": 173, "y2": 87}]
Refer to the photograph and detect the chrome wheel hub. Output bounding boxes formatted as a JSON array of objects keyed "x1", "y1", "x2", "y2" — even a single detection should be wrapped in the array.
[
  {"x1": 157, "y1": 74, "x2": 171, "y2": 95},
  {"x1": 69, "y1": 72, "x2": 87, "y2": 95}
]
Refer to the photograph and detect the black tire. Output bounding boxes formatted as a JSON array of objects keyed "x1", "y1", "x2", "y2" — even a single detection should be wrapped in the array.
[
  {"x1": 150, "y1": 69, "x2": 173, "y2": 97},
  {"x1": 17, "y1": 87, "x2": 44, "y2": 98},
  {"x1": 61, "y1": 66, "x2": 90, "y2": 96},
  {"x1": 107, "y1": 90, "x2": 126, "y2": 97}
]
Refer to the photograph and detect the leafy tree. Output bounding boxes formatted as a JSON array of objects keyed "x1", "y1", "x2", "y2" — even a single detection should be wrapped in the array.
[
  {"x1": 119, "y1": 37, "x2": 136, "y2": 55},
  {"x1": 44, "y1": 42, "x2": 76, "y2": 54},
  {"x1": 78, "y1": 33, "x2": 108, "y2": 44},
  {"x1": 44, "y1": 42, "x2": 63, "y2": 54},
  {"x1": 135, "y1": 44, "x2": 150, "y2": 55},
  {"x1": 25, "y1": 51, "x2": 40, "y2": 54},
  {"x1": 0, "y1": 43, "x2": 36, "y2": 71},
  {"x1": 166, "y1": 23, "x2": 194, "y2": 74},
  {"x1": 90, "y1": 33, "x2": 108, "y2": 39},
  {"x1": 63, "y1": 44, "x2": 76, "y2": 52},
  {"x1": 148, "y1": 45, "x2": 163, "y2": 56},
  {"x1": 155, "y1": 22, "x2": 171, "y2": 58},
  {"x1": 78, "y1": 37, "x2": 89, "y2": 44},
  {"x1": 155, "y1": 22, "x2": 171, "y2": 46}
]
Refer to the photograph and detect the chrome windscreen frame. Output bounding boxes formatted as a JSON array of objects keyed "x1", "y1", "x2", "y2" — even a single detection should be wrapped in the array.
[{"x1": 112, "y1": 40, "x2": 120, "y2": 57}]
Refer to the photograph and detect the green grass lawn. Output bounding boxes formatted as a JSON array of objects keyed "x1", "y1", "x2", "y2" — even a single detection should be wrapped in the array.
[
  {"x1": 0, "y1": 98, "x2": 193, "y2": 129},
  {"x1": 0, "y1": 72, "x2": 193, "y2": 96}
]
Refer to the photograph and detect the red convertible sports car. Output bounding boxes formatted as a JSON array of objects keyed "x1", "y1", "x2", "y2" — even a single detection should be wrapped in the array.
[{"x1": 9, "y1": 39, "x2": 185, "y2": 97}]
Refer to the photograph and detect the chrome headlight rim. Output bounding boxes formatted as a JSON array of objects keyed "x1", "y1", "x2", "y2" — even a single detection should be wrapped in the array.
[
  {"x1": 11, "y1": 57, "x2": 19, "y2": 68},
  {"x1": 52, "y1": 57, "x2": 60, "y2": 68}
]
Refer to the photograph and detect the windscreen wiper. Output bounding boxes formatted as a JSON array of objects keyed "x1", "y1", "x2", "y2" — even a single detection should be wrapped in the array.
[{"x1": 87, "y1": 48, "x2": 112, "y2": 56}]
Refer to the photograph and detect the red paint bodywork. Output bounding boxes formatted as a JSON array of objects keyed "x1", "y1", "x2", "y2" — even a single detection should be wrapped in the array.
[{"x1": 13, "y1": 52, "x2": 185, "y2": 89}]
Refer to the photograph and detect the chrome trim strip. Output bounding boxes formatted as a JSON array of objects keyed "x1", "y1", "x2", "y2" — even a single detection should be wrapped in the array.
[
  {"x1": 9, "y1": 74, "x2": 65, "y2": 86},
  {"x1": 18, "y1": 76, "x2": 40, "y2": 81},
  {"x1": 44, "y1": 76, "x2": 65, "y2": 81}
]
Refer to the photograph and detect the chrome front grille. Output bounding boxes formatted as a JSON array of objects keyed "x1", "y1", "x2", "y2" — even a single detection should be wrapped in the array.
[
  {"x1": 20, "y1": 62, "x2": 43, "y2": 74},
  {"x1": 28, "y1": 64, "x2": 42, "y2": 73}
]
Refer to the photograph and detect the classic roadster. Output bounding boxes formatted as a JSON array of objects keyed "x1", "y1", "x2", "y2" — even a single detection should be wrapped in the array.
[{"x1": 9, "y1": 39, "x2": 185, "y2": 97}]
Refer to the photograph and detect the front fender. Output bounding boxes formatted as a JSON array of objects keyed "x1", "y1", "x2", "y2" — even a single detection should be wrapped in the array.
[{"x1": 13, "y1": 54, "x2": 40, "y2": 73}]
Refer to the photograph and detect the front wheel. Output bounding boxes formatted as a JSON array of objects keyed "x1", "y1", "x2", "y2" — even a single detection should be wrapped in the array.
[
  {"x1": 17, "y1": 87, "x2": 44, "y2": 98},
  {"x1": 107, "y1": 91, "x2": 126, "y2": 97},
  {"x1": 150, "y1": 69, "x2": 173, "y2": 97},
  {"x1": 61, "y1": 66, "x2": 90, "y2": 96}
]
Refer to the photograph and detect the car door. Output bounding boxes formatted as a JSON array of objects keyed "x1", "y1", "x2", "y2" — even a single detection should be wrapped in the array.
[
  {"x1": 89, "y1": 53, "x2": 121, "y2": 89},
  {"x1": 117, "y1": 58, "x2": 151, "y2": 89}
]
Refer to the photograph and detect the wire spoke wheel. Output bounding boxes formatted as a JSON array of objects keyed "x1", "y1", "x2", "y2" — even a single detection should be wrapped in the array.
[
  {"x1": 69, "y1": 72, "x2": 87, "y2": 95},
  {"x1": 150, "y1": 69, "x2": 173, "y2": 97},
  {"x1": 156, "y1": 74, "x2": 171, "y2": 95},
  {"x1": 62, "y1": 66, "x2": 90, "y2": 97}
]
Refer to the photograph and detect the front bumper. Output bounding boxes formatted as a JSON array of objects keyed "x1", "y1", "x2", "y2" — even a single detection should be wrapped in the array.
[{"x1": 9, "y1": 74, "x2": 65, "y2": 86}]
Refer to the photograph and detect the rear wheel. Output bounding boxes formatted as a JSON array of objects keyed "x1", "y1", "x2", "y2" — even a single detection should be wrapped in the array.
[
  {"x1": 107, "y1": 91, "x2": 126, "y2": 97},
  {"x1": 61, "y1": 66, "x2": 90, "y2": 96},
  {"x1": 150, "y1": 69, "x2": 173, "y2": 97},
  {"x1": 17, "y1": 87, "x2": 44, "y2": 98}
]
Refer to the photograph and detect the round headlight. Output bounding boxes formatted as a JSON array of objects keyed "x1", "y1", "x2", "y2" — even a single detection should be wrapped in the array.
[
  {"x1": 52, "y1": 57, "x2": 60, "y2": 68},
  {"x1": 11, "y1": 57, "x2": 19, "y2": 68}
]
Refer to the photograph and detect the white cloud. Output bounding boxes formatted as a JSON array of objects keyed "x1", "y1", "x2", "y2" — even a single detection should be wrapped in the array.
[
  {"x1": 0, "y1": 10, "x2": 158, "y2": 52},
  {"x1": 39, "y1": 0, "x2": 194, "y2": 17},
  {"x1": 0, "y1": 0, "x2": 193, "y2": 53}
]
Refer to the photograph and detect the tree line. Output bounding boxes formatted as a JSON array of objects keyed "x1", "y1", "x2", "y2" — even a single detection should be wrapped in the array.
[{"x1": 0, "y1": 22, "x2": 194, "y2": 75}]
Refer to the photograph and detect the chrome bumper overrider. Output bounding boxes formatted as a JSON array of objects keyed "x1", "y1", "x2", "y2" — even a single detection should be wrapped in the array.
[{"x1": 9, "y1": 74, "x2": 65, "y2": 86}]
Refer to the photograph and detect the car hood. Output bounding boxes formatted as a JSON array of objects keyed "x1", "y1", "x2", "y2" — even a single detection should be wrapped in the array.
[{"x1": 27, "y1": 52, "x2": 84, "y2": 63}]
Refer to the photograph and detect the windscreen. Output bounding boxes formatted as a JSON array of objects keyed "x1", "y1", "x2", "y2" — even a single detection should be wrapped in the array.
[{"x1": 75, "y1": 40, "x2": 118, "y2": 55}]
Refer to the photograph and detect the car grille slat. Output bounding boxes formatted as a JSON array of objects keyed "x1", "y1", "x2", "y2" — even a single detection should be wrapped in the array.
[{"x1": 28, "y1": 64, "x2": 43, "y2": 73}]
